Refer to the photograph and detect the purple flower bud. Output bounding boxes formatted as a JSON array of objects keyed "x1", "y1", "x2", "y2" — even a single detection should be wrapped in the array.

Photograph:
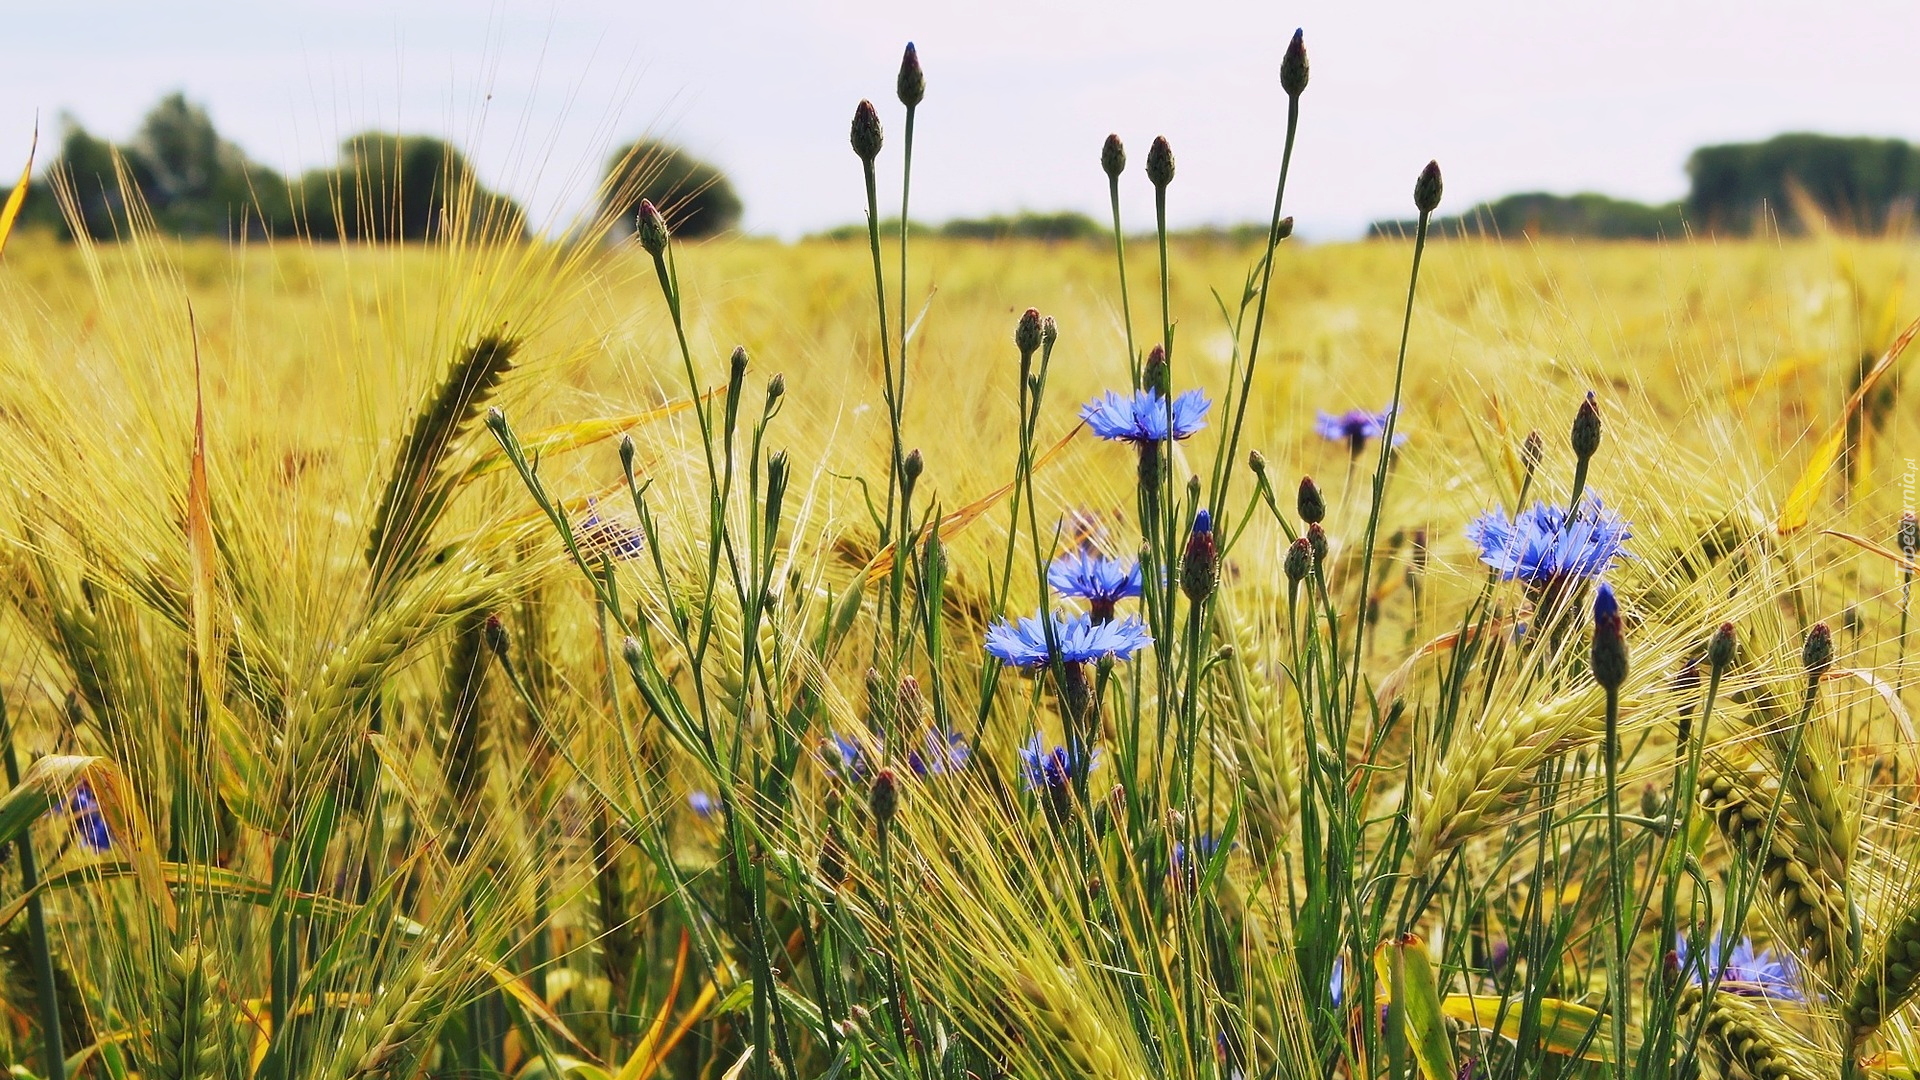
[
  {"x1": 1101, "y1": 134, "x2": 1126, "y2": 179},
  {"x1": 896, "y1": 43, "x2": 925, "y2": 108},
  {"x1": 1182, "y1": 510, "x2": 1218, "y2": 603},
  {"x1": 870, "y1": 768, "x2": 899, "y2": 833},
  {"x1": 1284, "y1": 537, "x2": 1311, "y2": 584},
  {"x1": 635, "y1": 198, "x2": 669, "y2": 255},
  {"x1": 1571, "y1": 391, "x2": 1601, "y2": 462},
  {"x1": 1280, "y1": 29, "x2": 1309, "y2": 96},
  {"x1": 850, "y1": 100, "x2": 884, "y2": 162},
  {"x1": 1307, "y1": 522, "x2": 1329, "y2": 569},
  {"x1": 1146, "y1": 136, "x2": 1175, "y2": 189},
  {"x1": 1591, "y1": 583, "x2": 1627, "y2": 692},
  {"x1": 1802, "y1": 622, "x2": 1834, "y2": 678},
  {"x1": 1413, "y1": 160, "x2": 1444, "y2": 215},
  {"x1": 1297, "y1": 476, "x2": 1325, "y2": 525},
  {"x1": 1015, "y1": 307, "x2": 1044, "y2": 357},
  {"x1": 1708, "y1": 622, "x2": 1737, "y2": 673}
]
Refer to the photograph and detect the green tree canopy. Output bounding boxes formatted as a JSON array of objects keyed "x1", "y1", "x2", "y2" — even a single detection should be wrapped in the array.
[
  {"x1": 298, "y1": 132, "x2": 525, "y2": 242},
  {"x1": 1686, "y1": 133, "x2": 1920, "y2": 233},
  {"x1": 602, "y1": 139, "x2": 742, "y2": 240}
]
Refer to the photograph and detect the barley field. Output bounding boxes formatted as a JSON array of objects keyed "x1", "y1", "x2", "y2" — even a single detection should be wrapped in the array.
[{"x1": 3, "y1": 41, "x2": 1920, "y2": 1080}]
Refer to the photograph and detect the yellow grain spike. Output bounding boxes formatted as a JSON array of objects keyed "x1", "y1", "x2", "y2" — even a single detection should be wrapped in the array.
[
  {"x1": 1776, "y1": 312, "x2": 1919, "y2": 533},
  {"x1": 0, "y1": 123, "x2": 34, "y2": 258}
]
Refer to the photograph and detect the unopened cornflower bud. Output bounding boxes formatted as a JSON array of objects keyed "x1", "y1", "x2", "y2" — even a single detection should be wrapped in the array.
[
  {"x1": 1284, "y1": 538, "x2": 1311, "y2": 584},
  {"x1": 486, "y1": 405, "x2": 507, "y2": 434},
  {"x1": 635, "y1": 198, "x2": 670, "y2": 255},
  {"x1": 1307, "y1": 522, "x2": 1328, "y2": 569},
  {"x1": 870, "y1": 768, "x2": 899, "y2": 832},
  {"x1": 1297, "y1": 476, "x2": 1325, "y2": 525},
  {"x1": 1591, "y1": 583, "x2": 1627, "y2": 691},
  {"x1": 1571, "y1": 391, "x2": 1601, "y2": 463},
  {"x1": 619, "y1": 432, "x2": 637, "y2": 474},
  {"x1": 896, "y1": 675, "x2": 925, "y2": 731},
  {"x1": 1182, "y1": 509, "x2": 1218, "y2": 603},
  {"x1": 1273, "y1": 216, "x2": 1294, "y2": 243},
  {"x1": 1708, "y1": 622, "x2": 1737, "y2": 673},
  {"x1": 850, "y1": 100, "x2": 884, "y2": 162},
  {"x1": 1248, "y1": 449, "x2": 1268, "y2": 479},
  {"x1": 1280, "y1": 29, "x2": 1309, "y2": 97},
  {"x1": 1413, "y1": 160, "x2": 1444, "y2": 215},
  {"x1": 1521, "y1": 430, "x2": 1543, "y2": 478},
  {"x1": 902, "y1": 448, "x2": 923, "y2": 486},
  {"x1": 1802, "y1": 622, "x2": 1834, "y2": 679},
  {"x1": 1146, "y1": 136, "x2": 1175, "y2": 188},
  {"x1": 621, "y1": 636, "x2": 644, "y2": 668},
  {"x1": 1040, "y1": 315, "x2": 1058, "y2": 350},
  {"x1": 864, "y1": 666, "x2": 889, "y2": 729},
  {"x1": 1015, "y1": 307, "x2": 1044, "y2": 357},
  {"x1": 1900, "y1": 511, "x2": 1919, "y2": 560},
  {"x1": 896, "y1": 42, "x2": 925, "y2": 107},
  {"x1": 766, "y1": 373, "x2": 786, "y2": 409},
  {"x1": 1101, "y1": 134, "x2": 1126, "y2": 179},
  {"x1": 1142, "y1": 344, "x2": 1169, "y2": 394},
  {"x1": 482, "y1": 611, "x2": 509, "y2": 659},
  {"x1": 729, "y1": 345, "x2": 749, "y2": 383}
]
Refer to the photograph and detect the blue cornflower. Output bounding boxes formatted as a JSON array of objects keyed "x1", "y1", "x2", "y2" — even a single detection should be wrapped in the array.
[
  {"x1": 1048, "y1": 549, "x2": 1142, "y2": 620},
  {"x1": 687, "y1": 791, "x2": 715, "y2": 819},
  {"x1": 907, "y1": 728, "x2": 971, "y2": 776},
  {"x1": 1080, "y1": 388, "x2": 1211, "y2": 443},
  {"x1": 1466, "y1": 495, "x2": 1631, "y2": 584},
  {"x1": 1018, "y1": 735, "x2": 1099, "y2": 793},
  {"x1": 827, "y1": 733, "x2": 877, "y2": 782},
  {"x1": 1329, "y1": 954, "x2": 1346, "y2": 1006},
  {"x1": 1675, "y1": 935, "x2": 1802, "y2": 1001},
  {"x1": 576, "y1": 500, "x2": 645, "y2": 560},
  {"x1": 984, "y1": 611, "x2": 1152, "y2": 668},
  {"x1": 68, "y1": 782, "x2": 111, "y2": 852},
  {"x1": 1315, "y1": 406, "x2": 1407, "y2": 454},
  {"x1": 1170, "y1": 833, "x2": 1227, "y2": 876}
]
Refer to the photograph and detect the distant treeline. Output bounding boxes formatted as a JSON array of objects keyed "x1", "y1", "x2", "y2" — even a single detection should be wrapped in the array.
[
  {"x1": 810, "y1": 211, "x2": 1107, "y2": 243},
  {"x1": 1371, "y1": 133, "x2": 1920, "y2": 239},
  {"x1": 16, "y1": 93, "x2": 744, "y2": 243}
]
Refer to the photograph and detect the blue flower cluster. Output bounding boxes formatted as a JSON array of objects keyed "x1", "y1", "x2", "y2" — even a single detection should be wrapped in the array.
[
  {"x1": 1675, "y1": 935, "x2": 1802, "y2": 1001},
  {"x1": 827, "y1": 728, "x2": 971, "y2": 782},
  {"x1": 69, "y1": 782, "x2": 111, "y2": 852},
  {"x1": 576, "y1": 501, "x2": 646, "y2": 561},
  {"x1": 984, "y1": 611, "x2": 1152, "y2": 668},
  {"x1": 1315, "y1": 406, "x2": 1407, "y2": 451},
  {"x1": 1466, "y1": 495, "x2": 1631, "y2": 584},
  {"x1": 1018, "y1": 735, "x2": 1099, "y2": 793},
  {"x1": 1080, "y1": 388, "x2": 1211, "y2": 443}
]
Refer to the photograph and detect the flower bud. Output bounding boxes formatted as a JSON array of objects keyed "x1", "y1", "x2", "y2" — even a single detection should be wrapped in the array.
[
  {"x1": 1900, "y1": 511, "x2": 1919, "y2": 560},
  {"x1": 621, "y1": 635, "x2": 644, "y2": 668},
  {"x1": 1571, "y1": 391, "x2": 1601, "y2": 463},
  {"x1": 1142, "y1": 345, "x2": 1169, "y2": 395},
  {"x1": 1280, "y1": 29, "x2": 1309, "y2": 97},
  {"x1": 1297, "y1": 476, "x2": 1325, "y2": 525},
  {"x1": 1146, "y1": 136, "x2": 1175, "y2": 189},
  {"x1": 1101, "y1": 134, "x2": 1127, "y2": 179},
  {"x1": 636, "y1": 198, "x2": 670, "y2": 255},
  {"x1": 1284, "y1": 538, "x2": 1311, "y2": 584},
  {"x1": 896, "y1": 43, "x2": 925, "y2": 107},
  {"x1": 1182, "y1": 509, "x2": 1218, "y2": 603},
  {"x1": 1015, "y1": 307, "x2": 1044, "y2": 357},
  {"x1": 1590, "y1": 583, "x2": 1627, "y2": 692},
  {"x1": 766, "y1": 373, "x2": 786, "y2": 410},
  {"x1": 729, "y1": 345, "x2": 749, "y2": 384},
  {"x1": 1521, "y1": 430, "x2": 1543, "y2": 478},
  {"x1": 619, "y1": 432, "x2": 637, "y2": 475},
  {"x1": 1041, "y1": 315, "x2": 1059, "y2": 350},
  {"x1": 1708, "y1": 622, "x2": 1737, "y2": 674},
  {"x1": 850, "y1": 100, "x2": 884, "y2": 162},
  {"x1": 870, "y1": 768, "x2": 899, "y2": 832},
  {"x1": 1307, "y1": 522, "x2": 1328, "y2": 569},
  {"x1": 1802, "y1": 622, "x2": 1834, "y2": 679},
  {"x1": 896, "y1": 675, "x2": 925, "y2": 731},
  {"x1": 1413, "y1": 160, "x2": 1444, "y2": 215},
  {"x1": 1273, "y1": 216, "x2": 1294, "y2": 244},
  {"x1": 482, "y1": 611, "x2": 509, "y2": 660},
  {"x1": 902, "y1": 448, "x2": 924, "y2": 486},
  {"x1": 1248, "y1": 449, "x2": 1268, "y2": 479},
  {"x1": 864, "y1": 666, "x2": 890, "y2": 731},
  {"x1": 486, "y1": 405, "x2": 508, "y2": 435}
]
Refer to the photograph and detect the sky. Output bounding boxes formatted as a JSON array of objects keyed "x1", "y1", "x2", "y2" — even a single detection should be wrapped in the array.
[{"x1": 6, "y1": 1, "x2": 1920, "y2": 240}]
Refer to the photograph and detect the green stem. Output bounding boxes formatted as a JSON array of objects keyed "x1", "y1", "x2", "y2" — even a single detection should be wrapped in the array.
[{"x1": 1, "y1": 695, "x2": 65, "y2": 1080}]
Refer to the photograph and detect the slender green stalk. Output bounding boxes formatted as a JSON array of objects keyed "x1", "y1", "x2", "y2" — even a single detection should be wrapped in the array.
[{"x1": 1, "y1": 695, "x2": 65, "y2": 1080}]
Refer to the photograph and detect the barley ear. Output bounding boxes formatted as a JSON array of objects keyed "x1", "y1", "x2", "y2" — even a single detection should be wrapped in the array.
[{"x1": 153, "y1": 939, "x2": 219, "y2": 1080}]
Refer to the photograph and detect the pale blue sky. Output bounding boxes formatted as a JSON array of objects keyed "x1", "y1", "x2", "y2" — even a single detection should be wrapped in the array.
[{"x1": 7, "y1": 1, "x2": 1919, "y2": 239}]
